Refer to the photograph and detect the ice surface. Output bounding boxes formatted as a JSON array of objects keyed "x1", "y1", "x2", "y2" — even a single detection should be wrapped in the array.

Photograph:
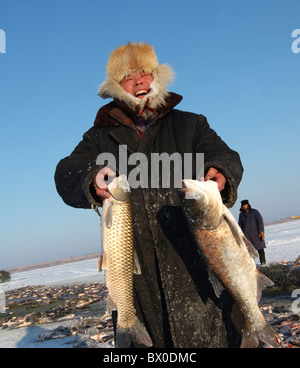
[
  {"x1": 0, "y1": 259, "x2": 104, "y2": 292},
  {"x1": 264, "y1": 220, "x2": 300, "y2": 265},
  {"x1": 0, "y1": 219, "x2": 299, "y2": 348},
  {"x1": 1, "y1": 219, "x2": 299, "y2": 293}
]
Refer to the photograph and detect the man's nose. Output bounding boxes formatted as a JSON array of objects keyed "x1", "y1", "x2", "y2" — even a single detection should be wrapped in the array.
[{"x1": 134, "y1": 78, "x2": 143, "y2": 86}]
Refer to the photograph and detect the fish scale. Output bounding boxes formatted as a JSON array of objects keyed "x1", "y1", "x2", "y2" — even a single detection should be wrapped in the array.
[
  {"x1": 180, "y1": 179, "x2": 282, "y2": 348},
  {"x1": 99, "y1": 175, "x2": 152, "y2": 348},
  {"x1": 104, "y1": 201, "x2": 136, "y2": 328}
]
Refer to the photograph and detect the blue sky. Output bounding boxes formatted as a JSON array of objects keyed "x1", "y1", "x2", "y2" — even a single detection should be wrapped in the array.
[{"x1": 1, "y1": 0, "x2": 300, "y2": 269}]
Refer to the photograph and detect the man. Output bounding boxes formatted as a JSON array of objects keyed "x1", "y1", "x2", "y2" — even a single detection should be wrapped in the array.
[
  {"x1": 55, "y1": 42, "x2": 244, "y2": 347},
  {"x1": 238, "y1": 200, "x2": 266, "y2": 265}
]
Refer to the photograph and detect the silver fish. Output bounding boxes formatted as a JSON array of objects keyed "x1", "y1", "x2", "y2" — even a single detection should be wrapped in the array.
[
  {"x1": 98, "y1": 175, "x2": 152, "y2": 348},
  {"x1": 180, "y1": 179, "x2": 281, "y2": 348}
]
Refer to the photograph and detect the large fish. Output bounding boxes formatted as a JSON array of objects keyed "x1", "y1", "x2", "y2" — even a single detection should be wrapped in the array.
[
  {"x1": 98, "y1": 175, "x2": 152, "y2": 348},
  {"x1": 180, "y1": 179, "x2": 281, "y2": 348}
]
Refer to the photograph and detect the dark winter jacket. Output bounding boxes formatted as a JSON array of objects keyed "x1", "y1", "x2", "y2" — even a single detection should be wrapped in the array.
[
  {"x1": 238, "y1": 208, "x2": 266, "y2": 251},
  {"x1": 55, "y1": 93, "x2": 244, "y2": 347}
]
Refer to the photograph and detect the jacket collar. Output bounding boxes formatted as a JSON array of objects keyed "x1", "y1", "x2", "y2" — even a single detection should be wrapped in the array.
[{"x1": 93, "y1": 92, "x2": 182, "y2": 127}]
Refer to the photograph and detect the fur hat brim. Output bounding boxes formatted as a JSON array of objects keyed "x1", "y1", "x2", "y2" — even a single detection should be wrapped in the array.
[{"x1": 98, "y1": 42, "x2": 174, "y2": 116}]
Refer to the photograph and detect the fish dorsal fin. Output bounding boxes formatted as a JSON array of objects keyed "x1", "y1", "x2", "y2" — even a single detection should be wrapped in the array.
[
  {"x1": 97, "y1": 252, "x2": 107, "y2": 271},
  {"x1": 256, "y1": 270, "x2": 274, "y2": 302},
  {"x1": 223, "y1": 205, "x2": 258, "y2": 258}
]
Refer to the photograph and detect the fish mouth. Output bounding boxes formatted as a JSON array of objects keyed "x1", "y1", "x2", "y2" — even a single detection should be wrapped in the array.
[
  {"x1": 178, "y1": 180, "x2": 203, "y2": 200},
  {"x1": 108, "y1": 175, "x2": 131, "y2": 201},
  {"x1": 181, "y1": 179, "x2": 204, "y2": 192}
]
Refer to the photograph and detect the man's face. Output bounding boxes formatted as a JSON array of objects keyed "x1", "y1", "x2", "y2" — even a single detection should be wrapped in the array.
[
  {"x1": 242, "y1": 204, "x2": 249, "y2": 210},
  {"x1": 120, "y1": 70, "x2": 153, "y2": 99}
]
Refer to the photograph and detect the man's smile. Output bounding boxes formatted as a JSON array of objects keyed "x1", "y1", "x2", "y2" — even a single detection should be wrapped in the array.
[{"x1": 134, "y1": 89, "x2": 149, "y2": 98}]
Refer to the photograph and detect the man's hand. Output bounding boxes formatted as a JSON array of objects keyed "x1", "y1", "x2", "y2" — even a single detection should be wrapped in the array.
[
  {"x1": 205, "y1": 167, "x2": 226, "y2": 192},
  {"x1": 92, "y1": 167, "x2": 116, "y2": 201}
]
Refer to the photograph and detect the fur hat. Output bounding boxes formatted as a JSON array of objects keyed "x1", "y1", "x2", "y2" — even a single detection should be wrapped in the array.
[
  {"x1": 240, "y1": 199, "x2": 251, "y2": 212},
  {"x1": 241, "y1": 200, "x2": 249, "y2": 206},
  {"x1": 98, "y1": 42, "x2": 174, "y2": 118}
]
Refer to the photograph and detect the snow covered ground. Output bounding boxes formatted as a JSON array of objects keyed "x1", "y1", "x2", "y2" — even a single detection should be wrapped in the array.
[
  {"x1": 0, "y1": 259, "x2": 105, "y2": 292},
  {"x1": 0, "y1": 219, "x2": 299, "y2": 348},
  {"x1": 0, "y1": 259, "x2": 105, "y2": 348},
  {"x1": 1, "y1": 219, "x2": 299, "y2": 293},
  {"x1": 264, "y1": 220, "x2": 300, "y2": 264}
]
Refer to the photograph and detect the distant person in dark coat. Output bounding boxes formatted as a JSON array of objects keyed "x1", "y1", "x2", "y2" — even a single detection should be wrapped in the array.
[{"x1": 238, "y1": 200, "x2": 266, "y2": 265}]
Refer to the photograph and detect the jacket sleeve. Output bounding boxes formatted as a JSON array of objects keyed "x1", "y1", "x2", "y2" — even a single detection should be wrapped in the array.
[
  {"x1": 254, "y1": 210, "x2": 265, "y2": 233},
  {"x1": 238, "y1": 213, "x2": 243, "y2": 228},
  {"x1": 54, "y1": 127, "x2": 104, "y2": 209},
  {"x1": 192, "y1": 115, "x2": 244, "y2": 207}
]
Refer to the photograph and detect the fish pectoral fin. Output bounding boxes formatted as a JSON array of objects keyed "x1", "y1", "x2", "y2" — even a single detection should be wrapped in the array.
[
  {"x1": 105, "y1": 201, "x2": 113, "y2": 228},
  {"x1": 133, "y1": 249, "x2": 141, "y2": 275},
  {"x1": 208, "y1": 269, "x2": 225, "y2": 298}
]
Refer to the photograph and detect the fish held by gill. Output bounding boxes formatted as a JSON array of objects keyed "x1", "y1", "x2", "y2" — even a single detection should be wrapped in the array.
[
  {"x1": 180, "y1": 179, "x2": 281, "y2": 348},
  {"x1": 98, "y1": 175, "x2": 152, "y2": 348}
]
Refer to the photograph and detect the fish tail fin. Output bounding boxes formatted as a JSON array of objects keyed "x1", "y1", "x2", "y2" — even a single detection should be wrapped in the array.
[
  {"x1": 259, "y1": 324, "x2": 283, "y2": 348},
  {"x1": 241, "y1": 324, "x2": 282, "y2": 348},
  {"x1": 116, "y1": 318, "x2": 153, "y2": 348},
  {"x1": 240, "y1": 330, "x2": 260, "y2": 348}
]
